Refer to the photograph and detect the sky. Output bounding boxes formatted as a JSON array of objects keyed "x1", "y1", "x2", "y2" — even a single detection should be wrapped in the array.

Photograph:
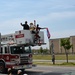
[{"x1": 0, "y1": 0, "x2": 75, "y2": 49}]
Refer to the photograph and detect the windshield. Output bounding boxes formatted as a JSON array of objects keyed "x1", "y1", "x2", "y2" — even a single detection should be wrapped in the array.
[{"x1": 10, "y1": 46, "x2": 31, "y2": 54}]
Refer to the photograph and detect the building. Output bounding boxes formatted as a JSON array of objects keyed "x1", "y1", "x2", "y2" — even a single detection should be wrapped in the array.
[{"x1": 49, "y1": 36, "x2": 75, "y2": 54}]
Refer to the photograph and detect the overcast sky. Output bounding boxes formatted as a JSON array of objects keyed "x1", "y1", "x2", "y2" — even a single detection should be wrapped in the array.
[{"x1": 0, "y1": 0, "x2": 75, "y2": 49}]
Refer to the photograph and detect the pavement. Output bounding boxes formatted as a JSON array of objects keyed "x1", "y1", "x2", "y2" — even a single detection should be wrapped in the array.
[
  {"x1": 33, "y1": 60, "x2": 75, "y2": 63},
  {"x1": 0, "y1": 65, "x2": 75, "y2": 75}
]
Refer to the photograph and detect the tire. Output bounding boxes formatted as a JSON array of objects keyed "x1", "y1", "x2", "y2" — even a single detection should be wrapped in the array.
[{"x1": 0, "y1": 62, "x2": 5, "y2": 73}]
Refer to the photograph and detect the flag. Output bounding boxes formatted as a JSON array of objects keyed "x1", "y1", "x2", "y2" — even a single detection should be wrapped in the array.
[{"x1": 46, "y1": 28, "x2": 51, "y2": 39}]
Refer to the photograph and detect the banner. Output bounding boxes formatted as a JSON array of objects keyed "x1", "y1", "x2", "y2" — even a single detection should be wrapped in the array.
[{"x1": 46, "y1": 28, "x2": 51, "y2": 39}]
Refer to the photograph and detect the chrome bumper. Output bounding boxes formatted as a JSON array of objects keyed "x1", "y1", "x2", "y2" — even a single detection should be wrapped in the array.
[{"x1": 12, "y1": 64, "x2": 32, "y2": 69}]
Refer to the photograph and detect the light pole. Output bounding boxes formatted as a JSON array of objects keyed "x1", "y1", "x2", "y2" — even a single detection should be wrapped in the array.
[{"x1": 50, "y1": 41, "x2": 55, "y2": 65}]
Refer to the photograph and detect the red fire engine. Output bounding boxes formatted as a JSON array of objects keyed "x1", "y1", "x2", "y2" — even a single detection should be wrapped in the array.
[{"x1": 0, "y1": 28, "x2": 45, "y2": 73}]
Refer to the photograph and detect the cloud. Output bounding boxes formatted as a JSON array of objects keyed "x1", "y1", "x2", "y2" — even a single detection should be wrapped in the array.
[
  {"x1": 50, "y1": 11, "x2": 75, "y2": 19},
  {"x1": 0, "y1": 11, "x2": 75, "y2": 34},
  {"x1": 36, "y1": 11, "x2": 75, "y2": 23},
  {"x1": 51, "y1": 29, "x2": 75, "y2": 39}
]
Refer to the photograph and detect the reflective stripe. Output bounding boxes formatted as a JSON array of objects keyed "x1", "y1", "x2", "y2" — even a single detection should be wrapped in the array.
[{"x1": 6, "y1": 62, "x2": 15, "y2": 65}]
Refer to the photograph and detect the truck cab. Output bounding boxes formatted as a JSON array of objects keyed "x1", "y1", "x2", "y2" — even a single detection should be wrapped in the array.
[{"x1": 0, "y1": 44, "x2": 32, "y2": 73}]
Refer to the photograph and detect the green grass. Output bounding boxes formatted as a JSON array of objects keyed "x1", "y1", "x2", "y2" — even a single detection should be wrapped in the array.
[
  {"x1": 33, "y1": 54, "x2": 75, "y2": 66},
  {"x1": 33, "y1": 54, "x2": 75, "y2": 60},
  {"x1": 61, "y1": 62, "x2": 75, "y2": 66},
  {"x1": 33, "y1": 61, "x2": 75, "y2": 66}
]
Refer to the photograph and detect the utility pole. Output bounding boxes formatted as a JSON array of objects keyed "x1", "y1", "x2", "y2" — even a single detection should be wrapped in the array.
[{"x1": 50, "y1": 41, "x2": 55, "y2": 65}]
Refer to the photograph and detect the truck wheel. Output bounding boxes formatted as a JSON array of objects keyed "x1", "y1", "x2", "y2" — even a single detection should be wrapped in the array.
[{"x1": 0, "y1": 62, "x2": 5, "y2": 73}]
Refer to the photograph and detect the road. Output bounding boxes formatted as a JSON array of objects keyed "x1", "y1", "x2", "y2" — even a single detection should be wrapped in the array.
[{"x1": 0, "y1": 65, "x2": 75, "y2": 75}]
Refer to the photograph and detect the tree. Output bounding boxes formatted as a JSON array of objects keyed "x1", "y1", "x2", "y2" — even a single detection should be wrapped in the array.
[
  {"x1": 60, "y1": 38, "x2": 72, "y2": 63},
  {"x1": 43, "y1": 48, "x2": 48, "y2": 54},
  {"x1": 40, "y1": 47, "x2": 43, "y2": 54}
]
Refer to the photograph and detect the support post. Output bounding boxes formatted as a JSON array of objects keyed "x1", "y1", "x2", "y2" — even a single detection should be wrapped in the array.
[{"x1": 50, "y1": 41, "x2": 55, "y2": 65}]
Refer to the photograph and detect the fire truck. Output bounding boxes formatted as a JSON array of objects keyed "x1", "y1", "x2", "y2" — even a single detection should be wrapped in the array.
[{"x1": 0, "y1": 29, "x2": 45, "y2": 73}]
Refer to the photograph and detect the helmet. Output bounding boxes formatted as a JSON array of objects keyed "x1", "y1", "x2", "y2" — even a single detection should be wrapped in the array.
[{"x1": 30, "y1": 22, "x2": 33, "y2": 25}]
